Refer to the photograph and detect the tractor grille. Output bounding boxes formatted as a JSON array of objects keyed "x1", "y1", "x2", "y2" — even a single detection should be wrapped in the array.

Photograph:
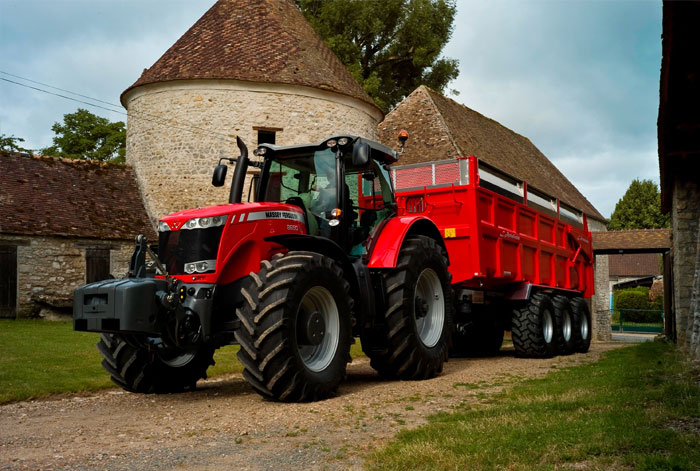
[{"x1": 158, "y1": 227, "x2": 224, "y2": 275}]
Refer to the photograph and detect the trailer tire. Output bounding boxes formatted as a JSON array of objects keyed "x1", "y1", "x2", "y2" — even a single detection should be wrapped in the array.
[
  {"x1": 570, "y1": 297, "x2": 592, "y2": 353},
  {"x1": 364, "y1": 236, "x2": 454, "y2": 379},
  {"x1": 511, "y1": 293, "x2": 557, "y2": 358},
  {"x1": 552, "y1": 296, "x2": 577, "y2": 355},
  {"x1": 235, "y1": 252, "x2": 352, "y2": 402},
  {"x1": 96, "y1": 333, "x2": 215, "y2": 393}
]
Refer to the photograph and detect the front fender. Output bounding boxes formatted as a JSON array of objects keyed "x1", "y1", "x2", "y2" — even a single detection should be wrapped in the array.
[{"x1": 367, "y1": 216, "x2": 444, "y2": 268}]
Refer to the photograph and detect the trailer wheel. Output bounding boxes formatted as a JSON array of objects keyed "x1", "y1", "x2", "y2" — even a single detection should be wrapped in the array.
[
  {"x1": 364, "y1": 236, "x2": 454, "y2": 379},
  {"x1": 235, "y1": 251, "x2": 352, "y2": 402},
  {"x1": 511, "y1": 293, "x2": 556, "y2": 358},
  {"x1": 552, "y1": 296, "x2": 576, "y2": 355},
  {"x1": 96, "y1": 333, "x2": 215, "y2": 393},
  {"x1": 570, "y1": 297, "x2": 592, "y2": 353}
]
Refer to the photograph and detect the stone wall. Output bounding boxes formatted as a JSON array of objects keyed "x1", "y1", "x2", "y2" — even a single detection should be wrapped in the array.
[
  {"x1": 0, "y1": 234, "x2": 132, "y2": 318},
  {"x1": 671, "y1": 174, "x2": 700, "y2": 359},
  {"x1": 588, "y1": 218, "x2": 612, "y2": 341},
  {"x1": 124, "y1": 80, "x2": 383, "y2": 223}
]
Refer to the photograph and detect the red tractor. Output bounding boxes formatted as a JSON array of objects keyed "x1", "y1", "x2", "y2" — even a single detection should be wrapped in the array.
[{"x1": 74, "y1": 134, "x2": 593, "y2": 402}]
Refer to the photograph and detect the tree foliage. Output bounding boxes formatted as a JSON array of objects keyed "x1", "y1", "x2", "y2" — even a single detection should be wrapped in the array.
[
  {"x1": 608, "y1": 179, "x2": 669, "y2": 230},
  {"x1": 0, "y1": 133, "x2": 30, "y2": 153},
  {"x1": 296, "y1": 0, "x2": 459, "y2": 112},
  {"x1": 42, "y1": 108, "x2": 126, "y2": 163}
]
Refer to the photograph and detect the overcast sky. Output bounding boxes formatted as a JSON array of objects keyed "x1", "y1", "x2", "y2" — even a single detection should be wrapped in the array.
[{"x1": 0, "y1": 0, "x2": 662, "y2": 218}]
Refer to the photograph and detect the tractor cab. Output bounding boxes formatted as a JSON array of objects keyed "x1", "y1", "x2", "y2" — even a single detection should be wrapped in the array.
[{"x1": 252, "y1": 136, "x2": 399, "y2": 255}]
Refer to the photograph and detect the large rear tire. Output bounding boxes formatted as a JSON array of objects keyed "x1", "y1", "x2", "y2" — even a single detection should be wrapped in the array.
[
  {"x1": 512, "y1": 293, "x2": 557, "y2": 358},
  {"x1": 570, "y1": 297, "x2": 592, "y2": 353},
  {"x1": 362, "y1": 236, "x2": 454, "y2": 379},
  {"x1": 235, "y1": 252, "x2": 353, "y2": 402},
  {"x1": 552, "y1": 295, "x2": 577, "y2": 355},
  {"x1": 97, "y1": 334, "x2": 215, "y2": 393}
]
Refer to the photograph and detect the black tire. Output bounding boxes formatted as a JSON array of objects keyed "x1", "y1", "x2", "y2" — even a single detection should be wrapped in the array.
[
  {"x1": 362, "y1": 236, "x2": 454, "y2": 379},
  {"x1": 235, "y1": 251, "x2": 353, "y2": 402},
  {"x1": 450, "y1": 318, "x2": 504, "y2": 357},
  {"x1": 97, "y1": 333, "x2": 215, "y2": 393},
  {"x1": 512, "y1": 293, "x2": 557, "y2": 358},
  {"x1": 552, "y1": 296, "x2": 577, "y2": 355},
  {"x1": 570, "y1": 297, "x2": 592, "y2": 353}
]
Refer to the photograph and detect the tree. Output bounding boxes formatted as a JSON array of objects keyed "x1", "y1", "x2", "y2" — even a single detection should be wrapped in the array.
[
  {"x1": 42, "y1": 108, "x2": 126, "y2": 163},
  {"x1": 296, "y1": 0, "x2": 459, "y2": 112},
  {"x1": 608, "y1": 179, "x2": 670, "y2": 230},
  {"x1": 0, "y1": 133, "x2": 30, "y2": 153}
]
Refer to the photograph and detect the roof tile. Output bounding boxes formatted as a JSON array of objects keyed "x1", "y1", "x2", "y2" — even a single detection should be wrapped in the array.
[
  {"x1": 121, "y1": 0, "x2": 378, "y2": 111},
  {"x1": 0, "y1": 152, "x2": 156, "y2": 241}
]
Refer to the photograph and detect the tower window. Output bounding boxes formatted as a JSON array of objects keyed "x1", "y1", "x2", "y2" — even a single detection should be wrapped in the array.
[{"x1": 257, "y1": 130, "x2": 276, "y2": 145}]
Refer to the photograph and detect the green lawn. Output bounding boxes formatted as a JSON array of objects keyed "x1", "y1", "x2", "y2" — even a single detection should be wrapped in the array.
[
  {"x1": 367, "y1": 341, "x2": 700, "y2": 471},
  {"x1": 0, "y1": 319, "x2": 365, "y2": 404}
]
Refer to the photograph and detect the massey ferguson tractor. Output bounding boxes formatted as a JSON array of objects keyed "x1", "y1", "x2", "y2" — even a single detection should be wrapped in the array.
[{"x1": 74, "y1": 133, "x2": 593, "y2": 402}]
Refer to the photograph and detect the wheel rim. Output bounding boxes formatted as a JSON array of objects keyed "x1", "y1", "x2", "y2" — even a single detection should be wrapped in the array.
[
  {"x1": 157, "y1": 347, "x2": 197, "y2": 368},
  {"x1": 413, "y1": 268, "x2": 445, "y2": 348},
  {"x1": 297, "y1": 286, "x2": 340, "y2": 373},
  {"x1": 543, "y1": 309, "x2": 554, "y2": 344},
  {"x1": 581, "y1": 312, "x2": 590, "y2": 340},
  {"x1": 563, "y1": 309, "x2": 572, "y2": 342}
]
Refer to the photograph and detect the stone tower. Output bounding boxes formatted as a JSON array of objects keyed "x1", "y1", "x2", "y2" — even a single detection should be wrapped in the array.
[{"x1": 121, "y1": 0, "x2": 383, "y2": 223}]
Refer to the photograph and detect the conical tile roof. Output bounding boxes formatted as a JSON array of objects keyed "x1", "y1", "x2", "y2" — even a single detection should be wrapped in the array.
[{"x1": 121, "y1": 0, "x2": 378, "y2": 111}]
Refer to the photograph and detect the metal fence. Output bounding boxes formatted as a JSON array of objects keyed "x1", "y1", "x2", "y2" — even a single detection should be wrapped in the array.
[{"x1": 608, "y1": 308, "x2": 664, "y2": 333}]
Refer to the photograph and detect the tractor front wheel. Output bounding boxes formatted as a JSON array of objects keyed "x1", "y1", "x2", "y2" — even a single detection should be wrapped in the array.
[
  {"x1": 97, "y1": 334, "x2": 215, "y2": 393},
  {"x1": 235, "y1": 251, "x2": 352, "y2": 402}
]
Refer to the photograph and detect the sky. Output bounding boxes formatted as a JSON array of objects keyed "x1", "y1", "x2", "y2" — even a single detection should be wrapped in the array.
[{"x1": 0, "y1": 0, "x2": 663, "y2": 218}]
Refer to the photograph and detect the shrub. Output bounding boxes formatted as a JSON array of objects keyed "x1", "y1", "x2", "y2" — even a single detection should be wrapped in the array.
[{"x1": 614, "y1": 287, "x2": 662, "y2": 323}]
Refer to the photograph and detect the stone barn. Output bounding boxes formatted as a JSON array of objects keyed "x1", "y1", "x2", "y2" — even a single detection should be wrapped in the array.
[
  {"x1": 0, "y1": 152, "x2": 154, "y2": 318},
  {"x1": 658, "y1": 0, "x2": 700, "y2": 358}
]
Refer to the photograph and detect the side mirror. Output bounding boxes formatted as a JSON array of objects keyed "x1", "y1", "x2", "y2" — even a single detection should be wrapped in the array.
[
  {"x1": 212, "y1": 164, "x2": 228, "y2": 187},
  {"x1": 352, "y1": 142, "x2": 370, "y2": 167}
]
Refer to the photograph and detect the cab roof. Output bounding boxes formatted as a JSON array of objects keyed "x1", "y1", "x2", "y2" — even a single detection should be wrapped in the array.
[{"x1": 256, "y1": 135, "x2": 399, "y2": 166}]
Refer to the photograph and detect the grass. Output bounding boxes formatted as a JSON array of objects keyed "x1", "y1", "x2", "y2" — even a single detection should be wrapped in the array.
[
  {"x1": 367, "y1": 341, "x2": 700, "y2": 471},
  {"x1": 0, "y1": 319, "x2": 366, "y2": 404}
]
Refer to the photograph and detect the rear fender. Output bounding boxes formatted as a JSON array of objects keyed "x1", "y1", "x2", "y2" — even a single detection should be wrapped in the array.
[{"x1": 368, "y1": 216, "x2": 446, "y2": 268}]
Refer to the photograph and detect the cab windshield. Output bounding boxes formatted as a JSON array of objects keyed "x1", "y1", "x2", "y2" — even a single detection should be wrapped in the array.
[{"x1": 264, "y1": 147, "x2": 393, "y2": 241}]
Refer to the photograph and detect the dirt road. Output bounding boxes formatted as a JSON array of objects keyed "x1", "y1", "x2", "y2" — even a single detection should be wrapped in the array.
[{"x1": 0, "y1": 343, "x2": 628, "y2": 471}]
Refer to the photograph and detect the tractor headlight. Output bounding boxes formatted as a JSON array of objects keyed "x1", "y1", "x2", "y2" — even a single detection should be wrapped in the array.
[
  {"x1": 181, "y1": 215, "x2": 228, "y2": 230},
  {"x1": 184, "y1": 259, "x2": 217, "y2": 274},
  {"x1": 158, "y1": 221, "x2": 170, "y2": 232}
]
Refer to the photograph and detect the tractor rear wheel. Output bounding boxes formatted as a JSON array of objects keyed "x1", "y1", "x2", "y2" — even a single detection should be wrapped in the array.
[
  {"x1": 235, "y1": 251, "x2": 352, "y2": 402},
  {"x1": 512, "y1": 293, "x2": 557, "y2": 358},
  {"x1": 570, "y1": 297, "x2": 592, "y2": 353},
  {"x1": 97, "y1": 333, "x2": 215, "y2": 393},
  {"x1": 363, "y1": 236, "x2": 454, "y2": 379}
]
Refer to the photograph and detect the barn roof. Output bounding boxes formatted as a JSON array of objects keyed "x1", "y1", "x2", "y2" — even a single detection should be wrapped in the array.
[
  {"x1": 0, "y1": 152, "x2": 155, "y2": 241},
  {"x1": 591, "y1": 229, "x2": 671, "y2": 254},
  {"x1": 608, "y1": 253, "x2": 662, "y2": 278},
  {"x1": 377, "y1": 86, "x2": 605, "y2": 222},
  {"x1": 121, "y1": 0, "x2": 378, "y2": 112}
]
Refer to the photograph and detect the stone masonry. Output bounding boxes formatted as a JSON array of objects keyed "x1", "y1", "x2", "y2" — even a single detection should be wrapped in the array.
[
  {"x1": 588, "y1": 219, "x2": 611, "y2": 341},
  {"x1": 1, "y1": 234, "x2": 132, "y2": 318},
  {"x1": 672, "y1": 175, "x2": 700, "y2": 358},
  {"x1": 125, "y1": 82, "x2": 381, "y2": 223}
]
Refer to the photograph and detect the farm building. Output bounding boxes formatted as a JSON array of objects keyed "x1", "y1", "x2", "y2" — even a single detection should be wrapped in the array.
[{"x1": 0, "y1": 151, "x2": 154, "y2": 318}]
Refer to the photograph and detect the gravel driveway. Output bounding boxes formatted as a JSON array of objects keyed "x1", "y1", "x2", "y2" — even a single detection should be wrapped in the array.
[{"x1": 0, "y1": 342, "x2": 627, "y2": 471}]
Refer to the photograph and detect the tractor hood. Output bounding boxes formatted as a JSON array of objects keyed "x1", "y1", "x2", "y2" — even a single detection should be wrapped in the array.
[{"x1": 158, "y1": 202, "x2": 305, "y2": 232}]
